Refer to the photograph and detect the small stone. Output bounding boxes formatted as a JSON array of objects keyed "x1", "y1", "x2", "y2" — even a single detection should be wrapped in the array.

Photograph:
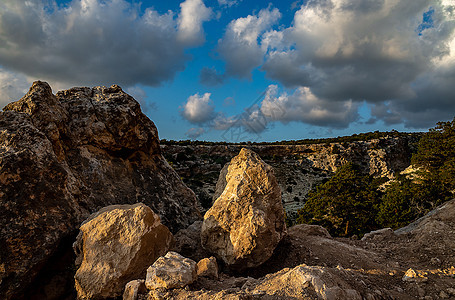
[
  {"x1": 439, "y1": 291, "x2": 449, "y2": 299},
  {"x1": 197, "y1": 257, "x2": 219, "y2": 279},
  {"x1": 145, "y1": 252, "x2": 197, "y2": 290},
  {"x1": 447, "y1": 287, "x2": 455, "y2": 295},
  {"x1": 417, "y1": 286, "x2": 425, "y2": 297},
  {"x1": 402, "y1": 268, "x2": 428, "y2": 283},
  {"x1": 123, "y1": 280, "x2": 146, "y2": 300},
  {"x1": 430, "y1": 258, "x2": 441, "y2": 265},
  {"x1": 361, "y1": 228, "x2": 394, "y2": 241}
]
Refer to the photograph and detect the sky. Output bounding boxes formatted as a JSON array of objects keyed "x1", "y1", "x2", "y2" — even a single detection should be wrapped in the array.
[{"x1": 0, "y1": 0, "x2": 454, "y2": 142}]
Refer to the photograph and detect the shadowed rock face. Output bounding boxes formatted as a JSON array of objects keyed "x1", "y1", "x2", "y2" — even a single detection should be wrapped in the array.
[
  {"x1": 201, "y1": 148, "x2": 286, "y2": 269},
  {"x1": 0, "y1": 81, "x2": 200, "y2": 299}
]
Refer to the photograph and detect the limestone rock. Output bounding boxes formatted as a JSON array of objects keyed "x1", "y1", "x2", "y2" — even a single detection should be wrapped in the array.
[
  {"x1": 201, "y1": 148, "x2": 286, "y2": 269},
  {"x1": 252, "y1": 264, "x2": 362, "y2": 300},
  {"x1": 145, "y1": 252, "x2": 197, "y2": 290},
  {"x1": 401, "y1": 268, "x2": 428, "y2": 283},
  {"x1": 361, "y1": 228, "x2": 395, "y2": 241},
  {"x1": 197, "y1": 257, "x2": 218, "y2": 279},
  {"x1": 74, "y1": 203, "x2": 173, "y2": 299},
  {"x1": 0, "y1": 81, "x2": 200, "y2": 299},
  {"x1": 123, "y1": 280, "x2": 146, "y2": 300},
  {"x1": 288, "y1": 224, "x2": 332, "y2": 238}
]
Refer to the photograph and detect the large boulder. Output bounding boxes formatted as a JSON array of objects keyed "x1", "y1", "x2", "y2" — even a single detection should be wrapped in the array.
[
  {"x1": 74, "y1": 203, "x2": 173, "y2": 299},
  {"x1": 145, "y1": 252, "x2": 197, "y2": 290},
  {"x1": 0, "y1": 82, "x2": 200, "y2": 299},
  {"x1": 201, "y1": 148, "x2": 286, "y2": 269}
]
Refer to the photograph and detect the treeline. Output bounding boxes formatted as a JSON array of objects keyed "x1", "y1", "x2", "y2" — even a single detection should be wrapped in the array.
[
  {"x1": 296, "y1": 118, "x2": 455, "y2": 237},
  {"x1": 160, "y1": 130, "x2": 421, "y2": 146}
]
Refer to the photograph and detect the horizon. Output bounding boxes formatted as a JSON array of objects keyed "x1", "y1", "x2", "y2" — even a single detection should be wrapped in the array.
[{"x1": 0, "y1": 0, "x2": 454, "y2": 142}]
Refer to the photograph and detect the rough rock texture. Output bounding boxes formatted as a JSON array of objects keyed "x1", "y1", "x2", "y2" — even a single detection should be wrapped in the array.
[
  {"x1": 145, "y1": 252, "x2": 197, "y2": 290},
  {"x1": 197, "y1": 257, "x2": 219, "y2": 279},
  {"x1": 123, "y1": 279, "x2": 146, "y2": 300},
  {"x1": 133, "y1": 199, "x2": 455, "y2": 300},
  {"x1": 74, "y1": 203, "x2": 173, "y2": 299},
  {"x1": 251, "y1": 264, "x2": 362, "y2": 300},
  {"x1": 201, "y1": 148, "x2": 286, "y2": 269},
  {"x1": 0, "y1": 82, "x2": 200, "y2": 299}
]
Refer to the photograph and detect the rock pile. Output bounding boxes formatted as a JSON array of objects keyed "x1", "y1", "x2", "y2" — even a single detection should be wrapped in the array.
[
  {"x1": 0, "y1": 82, "x2": 200, "y2": 299},
  {"x1": 201, "y1": 148, "x2": 287, "y2": 269}
]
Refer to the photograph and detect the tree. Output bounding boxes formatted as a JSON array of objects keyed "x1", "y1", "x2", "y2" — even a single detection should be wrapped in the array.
[
  {"x1": 412, "y1": 117, "x2": 455, "y2": 195},
  {"x1": 297, "y1": 163, "x2": 382, "y2": 237},
  {"x1": 378, "y1": 118, "x2": 455, "y2": 229}
]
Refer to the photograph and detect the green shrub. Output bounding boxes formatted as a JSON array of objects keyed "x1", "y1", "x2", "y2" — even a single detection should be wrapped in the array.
[{"x1": 296, "y1": 163, "x2": 382, "y2": 237}]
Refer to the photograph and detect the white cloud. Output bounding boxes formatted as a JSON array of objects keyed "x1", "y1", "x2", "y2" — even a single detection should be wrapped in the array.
[
  {"x1": 261, "y1": 85, "x2": 359, "y2": 128},
  {"x1": 177, "y1": 0, "x2": 212, "y2": 45},
  {"x1": 181, "y1": 92, "x2": 215, "y2": 123},
  {"x1": 216, "y1": 6, "x2": 281, "y2": 79},
  {"x1": 0, "y1": 0, "x2": 211, "y2": 88},
  {"x1": 258, "y1": 0, "x2": 455, "y2": 128}
]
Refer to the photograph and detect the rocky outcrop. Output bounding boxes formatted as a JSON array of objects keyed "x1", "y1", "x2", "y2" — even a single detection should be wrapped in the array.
[
  {"x1": 0, "y1": 82, "x2": 200, "y2": 299},
  {"x1": 145, "y1": 252, "x2": 197, "y2": 290},
  {"x1": 161, "y1": 135, "x2": 419, "y2": 215},
  {"x1": 73, "y1": 203, "x2": 173, "y2": 299},
  {"x1": 201, "y1": 148, "x2": 286, "y2": 269}
]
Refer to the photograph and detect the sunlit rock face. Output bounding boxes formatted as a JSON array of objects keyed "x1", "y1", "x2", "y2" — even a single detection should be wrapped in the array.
[
  {"x1": 73, "y1": 203, "x2": 173, "y2": 299},
  {"x1": 201, "y1": 148, "x2": 286, "y2": 269},
  {"x1": 0, "y1": 81, "x2": 200, "y2": 299}
]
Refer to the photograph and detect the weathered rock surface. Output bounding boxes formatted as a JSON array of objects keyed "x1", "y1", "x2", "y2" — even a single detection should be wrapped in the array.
[
  {"x1": 74, "y1": 203, "x2": 173, "y2": 299},
  {"x1": 123, "y1": 279, "x2": 146, "y2": 300},
  {"x1": 0, "y1": 81, "x2": 200, "y2": 299},
  {"x1": 145, "y1": 252, "x2": 197, "y2": 290},
  {"x1": 201, "y1": 148, "x2": 286, "y2": 269},
  {"x1": 197, "y1": 257, "x2": 219, "y2": 279},
  {"x1": 251, "y1": 264, "x2": 362, "y2": 300},
  {"x1": 132, "y1": 199, "x2": 455, "y2": 300}
]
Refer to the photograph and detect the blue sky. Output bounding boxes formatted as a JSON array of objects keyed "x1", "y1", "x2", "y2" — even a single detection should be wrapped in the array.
[{"x1": 0, "y1": 0, "x2": 454, "y2": 142}]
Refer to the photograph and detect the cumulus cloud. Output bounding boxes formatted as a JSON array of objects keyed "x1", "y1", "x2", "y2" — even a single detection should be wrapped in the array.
[
  {"x1": 177, "y1": 0, "x2": 212, "y2": 45},
  {"x1": 208, "y1": 0, "x2": 455, "y2": 129},
  {"x1": 0, "y1": 0, "x2": 211, "y2": 88},
  {"x1": 259, "y1": 0, "x2": 455, "y2": 128},
  {"x1": 181, "y1": 84, "x2": 358, "y2": 141},
  {"x1": 216, "y1": 6, "x2": 281, "y2": 79},
  {"x1": 261, "y1": 85, "x2": 359, "y2": 128},
  {"x1": 181, "y1": 92, "x2": 216, "y2": 123}
]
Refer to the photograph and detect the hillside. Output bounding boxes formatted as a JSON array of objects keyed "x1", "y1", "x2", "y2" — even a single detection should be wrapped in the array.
[{"x1": 161, "y1": 133, "x2": 421, "y2": 218}]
